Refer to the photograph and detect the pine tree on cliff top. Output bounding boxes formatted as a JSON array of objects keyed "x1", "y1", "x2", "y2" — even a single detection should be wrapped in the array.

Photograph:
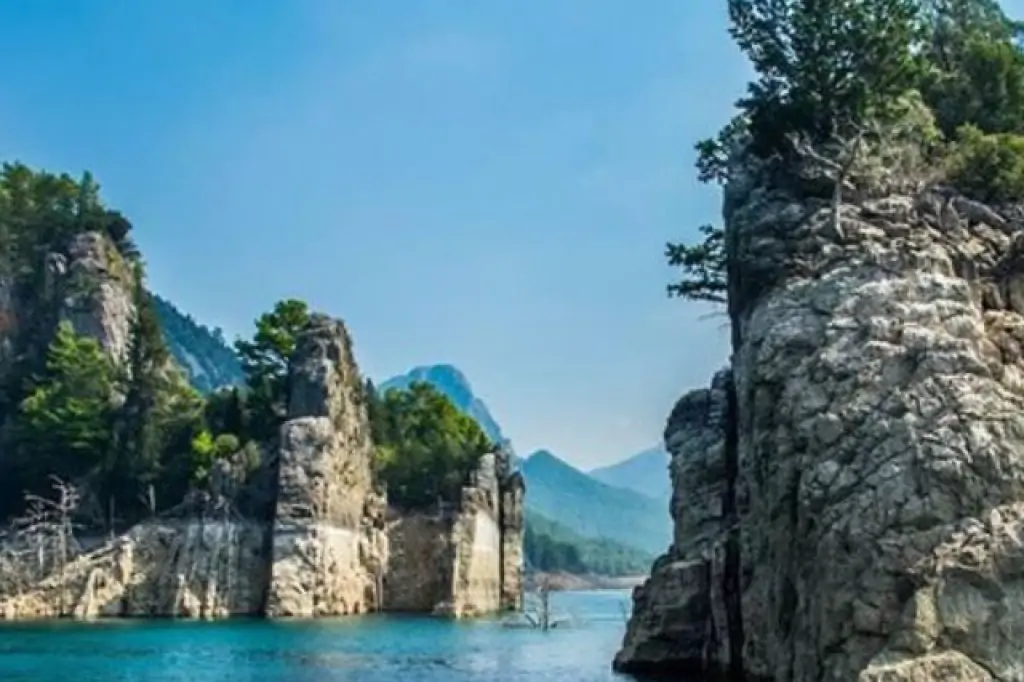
[
  {"x1": 729, "y1": 0, "x2": 920, "y2": 156},
  {"x1": 668, "y1": 0, "x2": 1024, "y2": 303}
]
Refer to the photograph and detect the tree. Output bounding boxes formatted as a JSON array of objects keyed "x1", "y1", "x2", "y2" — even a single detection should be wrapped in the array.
[
  {"x1": 14, "y1": 322, "x2": 116, "y2": 489},
  {"x1": 919, "y1": 0, "x2": 1024, "y2": 136},
  {"x1": 372, "y1": 381, "x2": 494, "y2": 510},
  {"x1": 235, "y1": 299, "x2": 310, "y2": 440},
  {"x1": 727, "y1": 0, "x2": 920, "y2": 157},
  {"x1": 0, "y1": 477, "x2": 82, "y2": 615},
  {"x1": 103, "y1": 265, "x2": 173, "y2": 522},
  {"x1": 666, "y1": 224, "x2": 727, "y2": 304}
]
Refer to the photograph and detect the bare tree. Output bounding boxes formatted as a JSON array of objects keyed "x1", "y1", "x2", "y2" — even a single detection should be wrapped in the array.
[{"x1": 0, "y1": 477, "x2": 83, "y2": 615}]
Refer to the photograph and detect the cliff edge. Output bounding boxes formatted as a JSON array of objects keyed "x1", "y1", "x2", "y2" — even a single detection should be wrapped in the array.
[
  {"x1": 618, "y1": 149, "x2": 1024, "y2": 680},
  {"x1": 0, "y1": 313, "x2": 389, "y2": 620}
]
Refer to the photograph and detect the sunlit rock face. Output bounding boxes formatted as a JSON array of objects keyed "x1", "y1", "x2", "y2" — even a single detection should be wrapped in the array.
[
  {"x1": 383, "y1": 452, "x2": 525, "y2": 618},
  {"x1": 620, "y1": 143, "x2": 1024, "y2": 681},
  {"x1": 264, "y1": 314, "x2": 388, "y2": 617}
]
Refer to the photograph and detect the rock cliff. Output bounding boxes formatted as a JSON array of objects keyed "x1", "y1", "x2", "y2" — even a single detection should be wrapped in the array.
[
  {"x1": 0, "y1": 313, "x2": 389, "y2": 620},
  {"x1": 0, "y1": 231, "x2": 134, "y2": 403},
  {"x1": 618, "y1": 156, "x2": 1024, "y2": 680},
  {"x1": 383, "y1": 452, "x2": 525, "y2": 617},
  {"x1": 264, "y1": 314, "x2": 387, "y2": 617},
  {"x1": 614, "y1": 369, "x2": 731, "y2": 677}
]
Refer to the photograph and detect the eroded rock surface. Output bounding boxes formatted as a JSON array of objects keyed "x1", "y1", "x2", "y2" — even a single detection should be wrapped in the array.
[
  {"x1": 264, "y1": 314, "x2": 387, "y2": 617},
  {"x1": 0, "y1": 516, "x2": 267, "y2": 620},
  {"x1": 619, "y1": 156, "x2": 1024, "y2": 681},
  {"x1": 730, "y1": 175, "x2": 1024, "y2": 681},
  {"x1": 54, "y1": 232, "x2": 134, "y2": 364},
  {"x1": 614, "y1": 370, "x2": 731, "y2": 676},
  {"x1": 383, "y1": 452, "x2": 525, "y2": 617}
]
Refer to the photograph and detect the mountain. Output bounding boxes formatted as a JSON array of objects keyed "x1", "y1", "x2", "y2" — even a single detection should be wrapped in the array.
[
  {"x1": 524, "y1": 510, "x2": 654, "y2": 576},
  {"x1": 521, "y1": 450, "x2": 671, "y2": 555},
  {"x1": 589, "y1": 446, "x2": 672, "y2": 499},
  {"x1": 378, "y1": 364, "x2": 671, "y2": 557},
  {"x1": 151, "y1": 294, "x2": 245, "y2": 393},
  {"x1": 378, "y1": 364, "x2": 509, "y2": 449}
]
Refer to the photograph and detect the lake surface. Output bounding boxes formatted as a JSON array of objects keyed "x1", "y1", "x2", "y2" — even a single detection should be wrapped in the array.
[{"x1": 0, "y1": 590, "x2": 638, "y2": 682}]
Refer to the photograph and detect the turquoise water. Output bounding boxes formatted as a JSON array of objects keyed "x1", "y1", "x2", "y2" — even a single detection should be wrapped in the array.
[{"x1": 0, "y1": 590, "x2": 636, "y2": 682}]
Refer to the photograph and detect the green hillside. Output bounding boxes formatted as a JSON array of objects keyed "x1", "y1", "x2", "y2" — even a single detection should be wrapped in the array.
[
  {"x1": 525, "y1": 510, "x2": 654, "y2": 576},
  {"x1": 521, "y1": 449, "x2": 671, "y2": 555}
]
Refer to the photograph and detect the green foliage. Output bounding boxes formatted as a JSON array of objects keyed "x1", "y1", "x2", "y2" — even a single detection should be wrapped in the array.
[
  {"x1": 14, "y1": 322, "x2": 116, "y2": 486},
  {"x1": 919, "y1": 0, "x2": 1024, "y2": 135},
  {"x1": 948, "y1": 124, "x2": 1024, "y2": 202},
  {"x1": 235, "y1": 298, "x2": 310, "y2": 440},
  {"x1": 368, "y1": 381, "x2": 494, "y2": 510},
  {"x1": 189, "y1": 429, "x2": 241, "y2": 485},
  {"x1": 728, "y1": 0, "x2": 920, "y2": 157},
  {"x1": 671, "y1": 0, "x2": 1024, "y2": 306},
  {"x1": 666, "y1": 224, "x2": 726, "y2": 303},
  {"x1": 525, "y1": 511, "x2": 654, "y2": 577}
]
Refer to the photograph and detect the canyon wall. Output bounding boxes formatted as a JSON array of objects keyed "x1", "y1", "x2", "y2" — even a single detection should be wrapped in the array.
[
  {"x1": 0, "y1": 303, "x2": 524, "y2": 622},
  {"x1": 383, "y1": 452, "x2": 525, "y2": 617},
  {"x1": 618, "y1": 155, "x2": 1024, "y2": 680}
]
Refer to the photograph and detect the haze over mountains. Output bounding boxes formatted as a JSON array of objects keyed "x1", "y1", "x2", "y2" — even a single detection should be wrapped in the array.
[
  {"x1": 156, "y1": 299, "x2": 672, "y2": 563},
  {"x1": 589, "y1": 445, "x2": 671, "y2": 500}
]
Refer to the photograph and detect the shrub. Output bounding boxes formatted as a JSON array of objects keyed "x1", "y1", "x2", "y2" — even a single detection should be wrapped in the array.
[{"x1": 947, "y1": 124, "x2": 1024, "y2": 203}]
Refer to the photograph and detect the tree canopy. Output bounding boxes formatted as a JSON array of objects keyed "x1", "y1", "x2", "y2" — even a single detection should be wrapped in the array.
[
  {"x1": 367, "y1": 380, "x2": 494, "y2": 510},
  {"x1": 668, "y1": 0, "x2": 1024, "y2": 306}
]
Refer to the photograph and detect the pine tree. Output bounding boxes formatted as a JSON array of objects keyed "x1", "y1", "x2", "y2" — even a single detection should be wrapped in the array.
[{"x1": 728, "y1": 0, "x2": 920, "y2": 156}]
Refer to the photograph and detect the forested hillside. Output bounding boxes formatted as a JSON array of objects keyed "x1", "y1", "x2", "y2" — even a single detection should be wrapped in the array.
[
  {"x1": 151, "y1": 295, "x2": 244, "y2": 393},
  {"x1": 525, "y1": 510, "x2": 654, "y2": 576}
]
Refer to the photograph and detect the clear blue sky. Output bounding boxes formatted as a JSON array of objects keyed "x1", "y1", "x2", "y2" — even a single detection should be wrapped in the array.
[{"x1": 0, "y1": 1, "x2": 752, "y2": 469}]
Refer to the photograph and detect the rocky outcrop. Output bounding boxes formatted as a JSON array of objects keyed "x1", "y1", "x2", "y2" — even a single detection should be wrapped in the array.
[
  {"x1": 51, "y1": 232, "x2": 134, "y2": 364},
  {"x1": 382, "y1": 452, "x2": 525, "y2": 617},
  {"x1": 727, "y1": 174, "x2": 1024, "y2": 681},
  {"x1": 619, "y1": 155, "x2": 1024, "y2": 680},
  {"x1": 264, "y1": 314, "x2": 387, "y2": 617},
  {"x1": 0, "y1": 313, "x2": 392, "y2": 621},
  {"x1": 0, "y1": 517, "x2": 267, "y2": 620},
  {"x1": 614, "y1": 369, "x2": 731, "y2": 677}
]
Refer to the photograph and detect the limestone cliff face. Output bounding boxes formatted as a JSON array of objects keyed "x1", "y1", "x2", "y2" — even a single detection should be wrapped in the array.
[
  {"x1": 0, "y1": 231, "x2": 134, "y2": 415},
  {"x1": 618, "y1": 162, "x2": 1024, "y2": 681},
  {"x1": 51, "y1": 232, "x2": 134, "y2": 364},
  {"x1": 614, "y1": 370, "x2": 731, "y2": 676},
  {"x1": 264, "y1": 314, "x2": 388, "y2": 617},
  {"x1": 0, "y1": 516, "x2": 268, "y2": 620},
  {"x1": 383, "y1": 452, "x2": 525, "y2": 617},
  {"x1": 728, "y1": 174, "x2": 1024, "y2": 681},
  {"x1": 0, "y1": 312, "x2": 390, "y2": 621}
]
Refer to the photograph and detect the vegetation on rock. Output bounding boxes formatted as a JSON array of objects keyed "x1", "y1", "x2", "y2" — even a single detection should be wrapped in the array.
[
  {"x1": 668, "y1": 0, "x2": 1024, "y2": 303},
  {"x1": 366, "y1": 379, "x2": 494, "y2": 510},
  {"x1": 0, "y1": 163, "x2": 202, "y2": 525}
]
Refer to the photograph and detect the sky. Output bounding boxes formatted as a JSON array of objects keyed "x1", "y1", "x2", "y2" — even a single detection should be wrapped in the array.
[{"x1": 0, "y1": 1, "x2": 753, "y2": 469}]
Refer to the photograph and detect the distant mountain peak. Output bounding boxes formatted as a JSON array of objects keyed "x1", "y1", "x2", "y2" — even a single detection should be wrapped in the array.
[
  {"x1": 379, "y1": 363, "x2": 507, "y2": 448},
  {"x1": 589, "y1": 445, "x2": 671, "y2": 500}
]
